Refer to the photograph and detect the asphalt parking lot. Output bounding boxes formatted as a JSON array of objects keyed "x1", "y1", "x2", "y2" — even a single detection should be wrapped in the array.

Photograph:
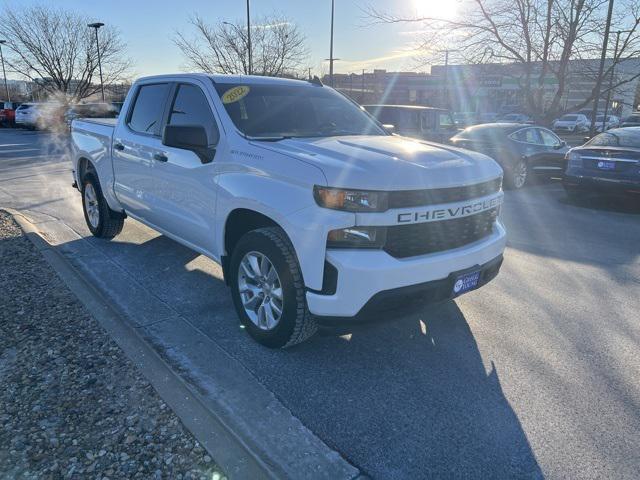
[{"x1": 1, "y1": 129, "x2": 639, "y2": 479}]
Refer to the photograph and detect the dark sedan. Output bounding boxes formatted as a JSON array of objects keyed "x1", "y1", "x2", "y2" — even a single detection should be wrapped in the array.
[
  {"x1": 450, "y1": 123, "x2": 569, "y2": 189},
  {"x1": 563, "y1": 127, "x2": 640, "y2": 200}
]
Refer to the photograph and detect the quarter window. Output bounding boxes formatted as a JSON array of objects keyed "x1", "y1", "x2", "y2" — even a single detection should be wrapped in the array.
[
  {"x1": 538, "y1": 129, "x2": 561, "y2": 147},
  {"x1": 168, "y1": 84, "x2": 219, "y2": 145},
  {"x1": 510, "y1": 128, "x2": 541, "y2": 144},
  {"x1": 128, "y1": 83, "x2": 170, "y2": 135}
]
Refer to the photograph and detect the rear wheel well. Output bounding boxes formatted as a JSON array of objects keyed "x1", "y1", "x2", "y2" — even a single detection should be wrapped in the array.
[{"x1": 77, "y1": 157, "x2": 95, "y2": 183}]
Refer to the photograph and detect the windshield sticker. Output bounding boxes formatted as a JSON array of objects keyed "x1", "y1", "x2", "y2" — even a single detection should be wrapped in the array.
[{"x1": 222, "y1": 86, "x2": 250, "y2": 104}]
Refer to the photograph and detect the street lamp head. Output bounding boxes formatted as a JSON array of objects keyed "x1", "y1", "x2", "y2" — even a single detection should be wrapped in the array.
[{"x1": 87, "y1": 22, "x2": 105, "y2": 29}]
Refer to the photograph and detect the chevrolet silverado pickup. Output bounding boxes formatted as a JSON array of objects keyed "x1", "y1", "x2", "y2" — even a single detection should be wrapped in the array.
[{"x1": 71, "y1": 74, "x2": 506, "y2": 348}]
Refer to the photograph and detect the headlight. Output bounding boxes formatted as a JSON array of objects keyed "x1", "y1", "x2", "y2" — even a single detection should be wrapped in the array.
[
  {"x1": 314, "y1": 186, "x2": 388, "y2": 212},
  {"x1": 327, "y1": 226, "x2": 387, "y2": 248},
  {"x1": 567, "y1": 151, "x2": 581, "y2": 167}
]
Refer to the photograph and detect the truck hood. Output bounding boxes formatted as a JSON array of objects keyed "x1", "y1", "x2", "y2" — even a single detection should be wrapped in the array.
[{"x1": 255, "y1": 135, "x2": 502, "y2": 190}]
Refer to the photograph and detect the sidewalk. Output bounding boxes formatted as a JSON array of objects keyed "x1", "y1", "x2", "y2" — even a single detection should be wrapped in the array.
[{"x1": 0, "y1": 210, "x2": 225, "y2": 480}]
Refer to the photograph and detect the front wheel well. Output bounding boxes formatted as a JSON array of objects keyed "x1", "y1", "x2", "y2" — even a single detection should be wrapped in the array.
[
  {"x1": 224, "y1": 209, "x2": 280, "y2": 257},
  {"x1": 222, "y1": 209, "x2": 283, "y2": 283}
]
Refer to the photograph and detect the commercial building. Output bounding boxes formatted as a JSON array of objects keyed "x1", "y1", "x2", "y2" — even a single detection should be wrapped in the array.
[{"x1": 329, "y1": 58, "x2": 640, "y2": 119}]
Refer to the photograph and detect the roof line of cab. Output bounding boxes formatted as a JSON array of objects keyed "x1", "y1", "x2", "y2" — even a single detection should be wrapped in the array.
[{"x1": 133, "y1": 72, "x2": 322, "y2": 87}]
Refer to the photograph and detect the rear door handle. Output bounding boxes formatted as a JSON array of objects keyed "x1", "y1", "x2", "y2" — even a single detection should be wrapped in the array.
[
  {"x1": 113, "y1": 143, "x2": 124, "y2": 151},
  {"x1": 153, "y1": 153, "x2": 168, "y2": 162}
]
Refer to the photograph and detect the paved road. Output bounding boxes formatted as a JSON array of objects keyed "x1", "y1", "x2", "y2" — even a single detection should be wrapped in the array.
[{"x1": 1, "y1": 129, "x2": 639, "y2": 479}]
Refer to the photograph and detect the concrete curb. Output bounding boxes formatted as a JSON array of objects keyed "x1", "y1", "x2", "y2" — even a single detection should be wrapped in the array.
[{"x1": 7, "y1": 208, "x2": 363, "y2": 480}]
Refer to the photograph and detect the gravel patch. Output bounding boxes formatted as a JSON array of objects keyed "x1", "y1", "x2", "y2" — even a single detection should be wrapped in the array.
[{"x1": 0, "y1": 210, "x2": 226, "y2": 480}]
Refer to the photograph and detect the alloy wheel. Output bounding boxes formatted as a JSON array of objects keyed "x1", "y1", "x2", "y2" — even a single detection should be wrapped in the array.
[{"x1": 237, "y1": 251, "x2": 284, "y2": 330}]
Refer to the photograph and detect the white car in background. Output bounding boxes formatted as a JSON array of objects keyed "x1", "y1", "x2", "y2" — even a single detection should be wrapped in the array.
[
  {"x1": 14, "y1": 103, "x2": 42, "y2": 129},
  {"x1": 591, "y1": 114, "x2": 620, "y2": 132},
  {"x1": 552, "y1": 114, "x2": 589, "y2": 133}
]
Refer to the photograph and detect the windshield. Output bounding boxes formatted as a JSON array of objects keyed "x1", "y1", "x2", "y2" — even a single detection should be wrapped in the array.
[
  {"x1": 214, "y1": 83, "x2": 386, "y2": 139},
  {"x1": 560, "y1": 115, "x2": 577, "y2": 121},
  {"x1": 586, "y1": 129, "x2": 640, "y2": 148}
]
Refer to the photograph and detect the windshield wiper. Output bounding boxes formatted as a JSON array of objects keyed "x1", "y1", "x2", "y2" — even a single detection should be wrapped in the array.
[{"x1": 245, "y1": 134, "x2": 294, "y2": 142}]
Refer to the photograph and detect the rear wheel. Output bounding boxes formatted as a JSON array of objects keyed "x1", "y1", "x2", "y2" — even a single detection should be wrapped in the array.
[
  {"x1": 564, "y1": 184, "x2": 586, "y2": 202},
  {"x1": 81, "y1": 173, "x2": 125, "y2": 238},
  {"x1": 229, "y1": 227, "x2": 317, "y2": 348},
  {"x1": 505, "y1": 159, "x2": 529, "y2": 189}
]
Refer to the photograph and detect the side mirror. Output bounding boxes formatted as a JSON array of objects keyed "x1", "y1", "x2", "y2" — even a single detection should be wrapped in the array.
[
  {"x1": 382, "y1": 124, "x2": 396, "y2": 134},
  {"x1": 555, "y1": 141, "x2": 567, "y2": 149},
  {"x1": 162, "y1": 124, "x2": 216, "y2": 163}
]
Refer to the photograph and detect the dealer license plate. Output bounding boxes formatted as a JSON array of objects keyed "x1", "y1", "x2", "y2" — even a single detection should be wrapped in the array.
[
  {"x1": 452, "y1": 270, "x2": 481, "y2": 297},
  {"x1": 596, "y1": 160, "x2": 616, "y2": 170}
]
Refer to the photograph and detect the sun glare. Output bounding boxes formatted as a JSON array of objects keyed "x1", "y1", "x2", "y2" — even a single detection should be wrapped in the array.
[{"x1": 412, "y1": 0, "x2": 459, "y2": 20}]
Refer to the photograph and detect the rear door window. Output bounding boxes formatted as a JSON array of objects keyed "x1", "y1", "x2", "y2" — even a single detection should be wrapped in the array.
[
  {"x1": 127, "y1": 83, "x2": 170, "y2": 136},
  {"x1": 167, "y1": 84, "x2": 219, "y2": 145}
]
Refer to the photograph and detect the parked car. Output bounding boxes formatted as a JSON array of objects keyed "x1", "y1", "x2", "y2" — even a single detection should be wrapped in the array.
[
  {"x1": 477, "y1": 112, "x2": 500, "y2": 123},
  {"x1": 499, "y1": 113, "x2": 532, "y2": 124},
  {"x1": 453, "y1": 112, "x2": 477, "y2": 127},
  {"x1": 71, "y1": 73, "x2": 506, "y2": 348},
  {"x1": 64, "y1": 102, "x2": 120, "y2": 129},
  {"x1": 591, "y1": 114, "x2": 620, "y2": 132},
  {"x1": 450, "y1": 123, "x2": 569, "y2": 189},
  {"x1": 553, "y1": 114, "x2": 590, "y2": 133},
  {"x1": 620, "y1": 113, "x2": 640, "y2": 128},
  {"x1": 0, "y1": 101, "x2": 21, "y2": 127},
  {"x1": 563, "y1": 127, "x2": 640, "y2": 200},
  {"x1": 15, "y1": 103, "x2": 42, "y2": 129},
  {"x1": 363, "y1": 104, "x2": 457, "y2": 143}
]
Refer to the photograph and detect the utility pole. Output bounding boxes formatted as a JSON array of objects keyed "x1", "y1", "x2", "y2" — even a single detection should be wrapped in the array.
[
  {"x1": 0, "y1": 40, "x2": 9, "y2": 102},
  {"x1": 443, "y1": 50, "x2": 449, "y2": 109},
  {"x1": 589, "y1": 0, "x2": 615, "y2": 137},
  {"x1": 246, "y1": 0, "x2": 252, "y2": 75},
  {"x1": 88, "y1": 22, "x2": 105, "y2": 101},
  {"x1": 362, "y1": 69, "x2": 365, "y2": 102},
  {"x1": 602, "y1": 30, "x2": 628, "y2": 131},
  {"x1": 329, "y1": 0, "x2": 335, "y2": 87}
]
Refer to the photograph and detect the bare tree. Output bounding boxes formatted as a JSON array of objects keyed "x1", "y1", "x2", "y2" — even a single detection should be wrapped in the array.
[
  {"x1": 0, "y1": 4, "x2": 131, "y2": 102},
  {"x1": 365, "y1": 0, "x2": 640, "y2": 122},
  {"x1": 174, "y1": 14, "x2": 308, "y2": 77}
]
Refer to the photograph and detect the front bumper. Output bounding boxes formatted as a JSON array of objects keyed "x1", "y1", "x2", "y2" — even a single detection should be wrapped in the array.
[{"x1": 306, "y1": 221, "x2": 506, "y2": 318}]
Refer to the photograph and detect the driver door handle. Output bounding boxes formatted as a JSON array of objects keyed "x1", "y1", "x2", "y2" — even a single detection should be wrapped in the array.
[
  {"x1": 153, "y1": 153, "x2": 168, "y2": 162},
  {"x1": 113, "y1": 143, "x2": 125, "y2": 151}
]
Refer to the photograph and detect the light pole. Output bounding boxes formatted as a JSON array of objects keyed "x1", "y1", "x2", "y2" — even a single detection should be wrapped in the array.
[
  {"x1": 246, "y1": 0, "x2": 252, "y2": 75},
  {"x1": 0, "y1": 40, "x2": 9, "y2": 102},
  {"x1": 589, "y1": 0, "x2": 615, "y2": 137},
  {"x1": 88, "y1": 22, "x2": 105, "y2": 101},
  {"x1": 329, "y1": 0, "x2": 335, "y2": 87}
]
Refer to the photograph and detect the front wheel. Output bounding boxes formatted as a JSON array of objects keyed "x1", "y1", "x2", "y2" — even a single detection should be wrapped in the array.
[
  {"x1": 81, "y1": 173, "x2": 125, "y2": 238},
  {"x1": 229, "y1": 227, "x2": 317, "y2": 348},
  {"x1": 505, "y1": 159, "x2": 529, "y2": 189}
]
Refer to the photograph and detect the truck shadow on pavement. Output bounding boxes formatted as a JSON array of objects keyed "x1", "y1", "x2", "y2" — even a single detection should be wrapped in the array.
[{"x1": 66, "y1": 232, "x2": 544, "y2": 479}]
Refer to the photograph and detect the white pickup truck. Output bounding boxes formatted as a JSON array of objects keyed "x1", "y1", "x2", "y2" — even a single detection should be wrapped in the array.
[{"x1": 71, "y1": 74, "x2": 506, "y2": 348}]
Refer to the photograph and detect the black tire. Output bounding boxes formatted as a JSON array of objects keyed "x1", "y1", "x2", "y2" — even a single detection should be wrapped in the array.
[
  {"x1": 229, "y1": 227, "x2": 317, "y2": 348},
  {"x1": 504, "y1": 158, "x2": 529, "y2": 190},
  {"x1": 81, "y1": 173, "x2": 125, "y2": 239},
  {"x1": 564, "y1": 184, "x2": 586, "y2": 202}
]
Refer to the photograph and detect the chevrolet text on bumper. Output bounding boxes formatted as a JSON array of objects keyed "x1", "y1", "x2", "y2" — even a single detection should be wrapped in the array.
[{"x1": 71, "y1": 73, "x2": 507, "y2": 348}]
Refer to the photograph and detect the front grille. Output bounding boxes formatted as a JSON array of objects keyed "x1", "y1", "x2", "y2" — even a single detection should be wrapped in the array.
[
  {"x1": 388, "y1": 177, "x2": 502, "y2": 209},
  {"x1": 384, "y1": 208, "x2": 498, "y2": 258}
]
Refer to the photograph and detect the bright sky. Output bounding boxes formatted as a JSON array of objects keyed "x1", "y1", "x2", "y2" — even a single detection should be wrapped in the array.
[{"x1": 1, "y1": 0, "x2": 456, "y2": 79}]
